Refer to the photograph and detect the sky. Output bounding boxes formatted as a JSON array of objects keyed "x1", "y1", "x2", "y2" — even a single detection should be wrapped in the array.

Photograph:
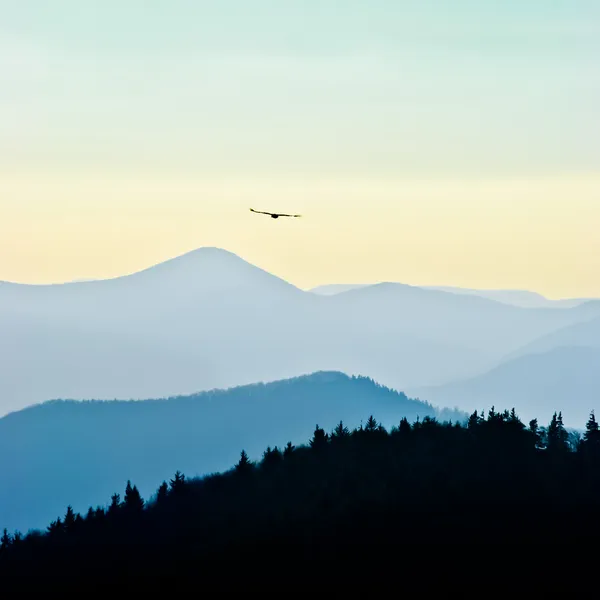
[{"x1": 1, "y1": 1, "x2": 599, "y2": 297}]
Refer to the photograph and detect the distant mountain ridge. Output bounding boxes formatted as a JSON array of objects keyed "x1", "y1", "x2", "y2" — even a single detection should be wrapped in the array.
[
  {"x1": 410, "y1": 345, "x2": 600, "y2": 427},
  {"x1": 2, "y1": 246, "x2": 600, "y2": 416},
  {"x1": 504, "y1": 315, "x2": 600, "y2": 361},
  {"x1": 0, "y1": 247, "x2": 300, "y2": 295},
  {"x1": 0, "y1": 371, "x2": 464, "y2": 534},
  {"x1": 310, "y1": 282, "x2": 594, "y2": 309},
  {"x1": 309, "y1": 283, "x2": 370, "y2": 295}
]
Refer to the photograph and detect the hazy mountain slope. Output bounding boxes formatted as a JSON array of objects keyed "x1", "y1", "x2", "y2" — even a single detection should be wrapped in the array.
[
  {"x1": 410, "y1": 346, "x2": 600, "y2": 428},
  {"x1": 505, "y1": 315, "x2": 600, "y2": 361},
  {"x1": 0, "y1": 248, "x2": 325, "y2": 414},
  {"x1": 0, "y1": 371, "x2": 464, "y2": 534},
  {"x1": 311, "y1": 281, "x2": 592, "y2": 308},
  {"x1": 423, "y1": 286, "x2": 592, "y2": 308},
  {"x1": 306, "y1": 284, "x2": 600, "y2": 396},
  {"x1": 2, "y1": 247, "x2": 600, "y2": 415},
  {"x1": 323, "y1": 283, "x2": 600, "y2": 365},
  {"x1": 309, "y1": 283, "x2": 370, "y2": 295},
  {"x1": 0, "y1": 247, "x2": 302, "y2": 319}
]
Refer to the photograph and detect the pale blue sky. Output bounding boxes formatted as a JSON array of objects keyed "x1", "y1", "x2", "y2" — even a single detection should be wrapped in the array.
[
  {"x1": 2, "y1": 0, "x2": 599, "y2": 175},
  {"x1": 1, "y1": 1, "x2": 600, "y2": 295}
]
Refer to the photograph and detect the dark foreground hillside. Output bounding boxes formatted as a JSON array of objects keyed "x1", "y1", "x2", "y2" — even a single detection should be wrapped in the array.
[
  {"x1": 1, "y1": 408, "x2": 599, "y2": 587},
  {"x1": 0, "y1": 371, "x2": 463, "y2": 534}
]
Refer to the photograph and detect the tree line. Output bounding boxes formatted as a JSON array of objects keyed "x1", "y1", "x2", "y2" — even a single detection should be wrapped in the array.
[{"x1": 1, "y1": 408, "x2": 599, "y2": 586}]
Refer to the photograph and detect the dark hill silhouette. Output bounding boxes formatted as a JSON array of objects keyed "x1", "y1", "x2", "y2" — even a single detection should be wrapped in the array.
[
  {"x1": 1, "y1": 406, "x2": 598, "y2": 589},
  {"x1": 0, "y1": 371, "x2": 463, "y2": 534}
]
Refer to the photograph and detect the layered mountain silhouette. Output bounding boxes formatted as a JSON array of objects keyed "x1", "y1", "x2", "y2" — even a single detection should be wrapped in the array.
[
  {"x1": 422, "y1": 286, "x2": 593, "y2": 309},
  {"x1": 411, "y1": 346, "x2": 600, "y2": 427},
  {"x1": 311, "y1": 282, "x2": 594, "y2": 308},
  {"x1": 506, "y1": 315, "x2": 600, "y2": 360},
  {"x1": 309, "y1": 283, "x2": 369, "y2": 295},
  {"x1": 2, "y1": 246, "x2": 600, "y2": 416},
  {"x1": 0, "y1": 371, "x2": 464, "y2": 534}
]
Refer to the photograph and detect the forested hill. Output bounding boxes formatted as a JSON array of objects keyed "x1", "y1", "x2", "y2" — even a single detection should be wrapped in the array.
[
  {"x1": 1, "y1": 408, "x2": 599, "y2": 588},
  {"x1": 0, "y1": 371, "x2": 462, "y2": 534}
]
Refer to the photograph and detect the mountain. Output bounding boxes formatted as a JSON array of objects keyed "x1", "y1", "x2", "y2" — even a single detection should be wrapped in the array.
[
  {"x1": 2, "y1": 247, "x2": 600, "y2": 415},
  {"x1": 410, "y1": 346, "x2": 600, "y2": 427},
  {"x1": 0, "y1": 247, "x2": 315, "y2": 414},
  {"x1": 309, "y1": 283, "x2": 370, "y2": 295},
  {"x1": 505, "y1": 315, "x2": 600, "y2": 361},
  {"x1": 316, "y1": 283, "x2": 600, "y2": 387},
  {"x1": 2, "y1": 400, "x2": 598, "y2": 587},
  {"x1": 311, "y1": 281, "x2": 593, "y2": 308},
  {"x1": 0, "y1": 371, "x2": 464, "y2": 534},
  {"x1": 422, "y1": 286, "x2": 593, "y2": 309}
]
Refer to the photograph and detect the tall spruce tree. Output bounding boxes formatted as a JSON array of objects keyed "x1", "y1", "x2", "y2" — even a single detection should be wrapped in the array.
[
  {"x1": 236, "y1": 449, "x2": 253, "y2": 475},
  {"x1": 1, "y1": 528, "x2": 11, "y2": 551},
  {"x1": 64, "y1": 505, "x2": 77, "y2": 533},
  {"x1": 156, "y1": 481, "x2": 169, "y2": 504},
  {"x1": 124, "y1": 480, "x2": 145, "y2": 513},
  {"x1": 310, "y1": 425, "x2": 329, "y2": 450},
  {"x1": 169, "y1": 471, "x2": 186, "y2": 495},
  {"x1": 547, "y1": 412, "x2": 569, "y2": 454}
]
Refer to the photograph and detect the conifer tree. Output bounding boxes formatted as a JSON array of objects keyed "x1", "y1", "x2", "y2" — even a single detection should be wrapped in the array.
[
  {"x1": 509, "y1": 408, "x2": 524, "y2": 429},
  {"x1": 283, "y1": 441, "x2": 295, "y2": 459},
  {"x1": 582, "y1": 411, "x2": 600, "y2": 460},
  {"x1": 124, "y1": 480, "x2": 145, "y2": 513},
  {"x1": 557, "y1": 412, "x2": 569, "y2": 448},
  {"x1": 47, "y1": 517, "x2": 64, "y2": 536},
  {"x1": 236, "y1": 449, "x2": 253, "y2": 474},
  {"x1": 398, "y1": 417, "x2": 412, "y2": 436},
  {"x1": 584, "y1": 411, "x2": 599, "y2": 443},
  {"x1": 108, "y1": 493, "x2": 121, "y2": 518},
  {"x1": 528, "y1": 419, "x2": 542, "y2": 449},
  {"x1": 421, "y1": 415, "x2": 438, "y2": 430},
  {"x1": 262, "y1": 446, "x2": 283, "y2": 469},
  {"x1": 156, "y1": 481, "x2": 169, "y2": 504},
  {"x1": 0, "y1": 528, "x2": 11, "y2": 551},
  {"x1": 332, "y1": 421, "x2": 350, "y2": 440},
  {"x1": 547, "y1": 412, "x2": 569, "y2": 454},
  {"x1": 64, "y1": 505, "x2": 77, "y2": 533},
  {"x1": 310, "y1": 425, "x2": 329, "y2": 450},
  {"x1": 468, "y1": 411, "x2": 479, "y2": 431},
  {"x1": 365, "y1": 415, "x2": 378, "y2": 433},
  {"x1": 169, "y1": 471, "x2": 186, "y2": 494}
]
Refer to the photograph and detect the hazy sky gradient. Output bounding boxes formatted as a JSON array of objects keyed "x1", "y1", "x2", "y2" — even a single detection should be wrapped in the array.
[{"x1": 1, "y1": 1, "x2": 599, "y2": 296}]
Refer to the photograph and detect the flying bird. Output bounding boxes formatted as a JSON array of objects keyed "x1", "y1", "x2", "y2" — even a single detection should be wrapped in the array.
[{"x1": 250, "y1": 208, "x2": 302, "y2": 219}]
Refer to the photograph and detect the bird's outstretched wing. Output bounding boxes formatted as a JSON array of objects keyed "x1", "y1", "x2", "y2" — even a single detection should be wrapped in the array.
[{"x1": 250, "y1": 208, "x2": 302, "y2": 218}]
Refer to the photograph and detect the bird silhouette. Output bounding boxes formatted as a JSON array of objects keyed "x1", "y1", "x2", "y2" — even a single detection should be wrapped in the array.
[{"x1": 250, "y1": 208, "x2": 302, "y2": 219}]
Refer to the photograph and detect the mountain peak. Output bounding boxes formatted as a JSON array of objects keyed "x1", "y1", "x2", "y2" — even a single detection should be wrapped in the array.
[
  {"x1": 138, "y1": 246, "x2": 248, "y2": 271},
  {"x1": 96, "y1": 246, "x2": 301, "y2": 294}
]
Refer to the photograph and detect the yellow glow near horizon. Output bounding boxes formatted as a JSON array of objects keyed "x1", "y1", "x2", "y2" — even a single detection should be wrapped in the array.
[
  {"x1": 2, "y1": 2, "x2": 599, "y2": 299},
  {"x1": 1, "y1": 171, "x2": 599, "y2": 299}
]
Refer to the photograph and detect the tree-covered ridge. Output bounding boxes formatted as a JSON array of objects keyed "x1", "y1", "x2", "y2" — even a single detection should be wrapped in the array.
[
  {"x1": 1, "y1": 408, "x2": 599, "y2": 584},
  {"x1": 0, "y1": 371, "x2": 464, "y2": 534}
]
